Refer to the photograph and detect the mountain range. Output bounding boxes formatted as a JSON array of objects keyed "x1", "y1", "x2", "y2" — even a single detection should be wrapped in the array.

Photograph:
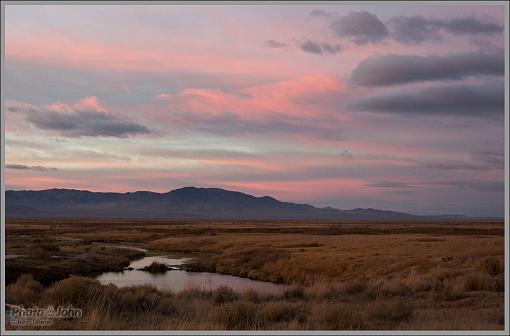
[{"x1": 4, "y1": 187, "x2": 482, "y2": 221}]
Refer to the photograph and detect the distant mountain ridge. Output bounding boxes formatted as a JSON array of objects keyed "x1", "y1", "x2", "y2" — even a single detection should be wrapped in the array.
[{"x1": 4, "y1": 187, "x2": 480, "y2": 221}]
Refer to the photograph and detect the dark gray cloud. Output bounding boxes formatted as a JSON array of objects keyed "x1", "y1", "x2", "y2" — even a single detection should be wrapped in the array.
[
  {"x1": 26, "y1": 109, "x2": 150, "y2": 138},
  {"x1": 6, "y1": 101, "x2": 36, "y2": 114},
  {"x1": 300, "y1": 40, "x2": 343, "y2": 55},
  {"x1": 321, "y1": 42, "x2": 344, "y2": 55},
  {"x1": 387, "y1": 16, "x2": 442, "y2": 45},
  {"x1": 6, "y1": 164, "x2": 58, "y2": 172},
  {"x1": 265, "y1": 40, "x2": 286, "y2": 48},
  {"x1": 311, "y1": 10, "x2": 501, "y2": 46},
  {"x1": 389, "y1": 15, "x2": 503, "y2": 45},
  {"x1": 309, "y1": 9, "x2": 335, "y2": 18},
  {"x1": 330, "y1": 11, "x2": 389, "y2": 45},
  {"x1": 351, "y1": 52, "x2": 504, "y2": 86},
  {"x1": 441, "y1": 16, "x2": 503, "y2": 35},
  {"x1": 300, "y1": 40, "x2": 322, "y2": 54},
  {"x1": 350, "y1": 80, "x2": 504, "y2": 118}
]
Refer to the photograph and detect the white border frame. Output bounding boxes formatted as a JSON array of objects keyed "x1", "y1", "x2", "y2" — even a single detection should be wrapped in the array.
[{"x1": 0, "y1": 1, "x2": 508, "y2": 335}]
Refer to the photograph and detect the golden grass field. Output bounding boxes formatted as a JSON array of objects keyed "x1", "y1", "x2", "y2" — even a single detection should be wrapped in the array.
[{"x1": 5, "y1": 219, "x2": 505, "y2": 330}]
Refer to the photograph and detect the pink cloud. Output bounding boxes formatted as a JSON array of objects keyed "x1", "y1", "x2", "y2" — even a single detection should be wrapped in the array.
[
  {"x1": 6, "y1": 31, "x2": 297, "y2": 77},
  {"x1": 73, "y1": 96, "x2": 107, "y2": 112},
  {"x1": 7, "y1": 175, "x2": 88, "y2": 190},
  {"x1": 163, "y1": 74, "x2": 344, "y2": 117},
  {"x1": 155, "y1": 93, "x2": 173, "y2": 101},
  {"x1": 46, "y1": 96, "x2": 106, "y2": 113}
]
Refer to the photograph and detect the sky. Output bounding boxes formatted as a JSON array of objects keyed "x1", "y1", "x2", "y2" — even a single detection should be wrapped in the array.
[{"x1": 3, "y1": 3, "x2": 506, "y2": 216}]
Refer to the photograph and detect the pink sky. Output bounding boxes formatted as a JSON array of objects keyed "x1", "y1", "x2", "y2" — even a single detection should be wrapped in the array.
[{"x1": 4, "y1": 3, "x2": 506, "y2": 216}]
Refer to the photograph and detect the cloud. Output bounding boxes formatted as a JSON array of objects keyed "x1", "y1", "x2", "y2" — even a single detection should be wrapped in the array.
[
  {"x1": 350, "y1": 80, "x2": 504, "y2": 118},
  {"x1": 155, "y1": 93, "x2": 173, "y2": 100},
  {"x1": 321, "y1": 42, "x2": 344, "y2": 55},
  {"x1": 309, "y1": 9, "x2": 335, "y2": 18},
  {"x1": 351, "y1": 53, "x2": 504, "y2": 86},
  {"x1": 27, "y1": 110, "x2": 150, "y2": 138},
  {"x1": 418, "y1": 160, "x2": 489, "y2": 171},
  {"x1": 17, "y1": 97, "x2": 150, "y2": 138},
  {"x1": 365, "y1": 181, "x2": 414, "y2": 189},
  {"x1": 387, "y1": 16, "x2": 442, "y2": 45},
  {"x1": 6, "y1": 164, "x2": 58, "y2": 171},
  {"x1": 300, "y1": 40, "x2": 344, "y2": 55},
  {"x1": 312, "y1": 11, "x2": 502, "y2": 46},
  {"x1": 166, "y1": 110, "x2": 345, "y2": 140},
  {"x1": 4, "y1": 61, "x2": 275, "y2": 108},
  {"x1": 162, "y1": 74, "x2": 344, "y2": 120},
  {"x1": 300, "y1": 40, "x2": 322, "y2": 54},
  {"x1": 389, "y1": 15, "x2": 503, "y2": 45},
  {"x1": 265, "y1": 40, "x2": 286, "y2": 48},
  {"x1": 155, "y1": 74, "x2": 346, "y2": 138},
  {"x1": 365, "y1": 179, "x2": 503, "y2": 193},
  {"x1": 470, "y1": 150, "x2": 504, "y2": 170},
  {"x1": 330, "y1": 11, "x2": 389, "y2": 45},
  {"x1": 6, "y1": 100, "x2": 36, "y2": 114},
  {"x1": 440, "y1": 16, "x2": 503, "y2": 35},
  {"x1": 426, "y1": 180, "x2": 503, "y2": 193}
]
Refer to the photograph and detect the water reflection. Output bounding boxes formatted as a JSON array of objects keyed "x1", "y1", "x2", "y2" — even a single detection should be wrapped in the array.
[{"x1": 95, "y1": 255, "x2": 286, "y2": 294}]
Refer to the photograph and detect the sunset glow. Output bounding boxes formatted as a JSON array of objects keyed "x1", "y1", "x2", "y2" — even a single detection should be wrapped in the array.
[{"x1": 4, "y1": 3, "x2": 505, "y2": 216}]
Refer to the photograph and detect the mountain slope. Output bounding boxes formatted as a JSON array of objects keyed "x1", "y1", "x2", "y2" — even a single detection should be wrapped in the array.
[{"x1": 5, "y1": 187, "x2": 454, "y2": 220}]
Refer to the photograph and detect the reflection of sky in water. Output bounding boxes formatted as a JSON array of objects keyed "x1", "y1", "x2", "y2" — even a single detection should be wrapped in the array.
[{"x1": 95, "y1": 256, "x2": 286, "y2": 294}]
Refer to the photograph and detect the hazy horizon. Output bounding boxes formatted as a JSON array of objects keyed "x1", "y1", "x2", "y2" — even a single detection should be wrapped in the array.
[
  {"x1": 5, "y1": 185, "x2": 505, "y2": 218},
  {"x1": 4, "y1": 4, "x2": 506, "y2": 217}
]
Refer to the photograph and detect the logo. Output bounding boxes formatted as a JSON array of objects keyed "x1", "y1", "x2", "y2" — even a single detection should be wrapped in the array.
[{"x1": 8, "y1": 304, "x2": 83, "y2": 326}]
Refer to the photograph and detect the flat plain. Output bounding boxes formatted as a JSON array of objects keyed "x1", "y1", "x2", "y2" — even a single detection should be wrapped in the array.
[{"x1": 5, "y1": 219, "x2": 505, "y2": 330}]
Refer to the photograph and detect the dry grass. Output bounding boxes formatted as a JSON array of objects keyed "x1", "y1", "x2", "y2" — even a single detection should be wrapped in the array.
[
  {"x1": 6, "y1": 274, "x2": 43, "y2": 306},
  {"x1": 4, "y1": 219, "x2": 505, "y2": 330},
  {"x1": 6, "y1": 273, "x2": 503, "y2": 331},
  {"x1": 149, "y1": 230, "x2": 504, "y2": 288}
]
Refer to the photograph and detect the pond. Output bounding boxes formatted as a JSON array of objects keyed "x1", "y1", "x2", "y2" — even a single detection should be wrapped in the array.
[{"x1": 94, "y1": 255, "x2": 287, "y2": 295}]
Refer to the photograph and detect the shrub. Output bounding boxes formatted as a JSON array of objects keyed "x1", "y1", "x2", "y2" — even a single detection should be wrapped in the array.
[
  {"x1": 243, "y1": 289, "x2": 261, "y2": 303},
  {"x1": 283, "y1": 286, "x2": 305, "y2": 300},
  {"x1": 40, "y1": 275, "x2": 98, "y2": 307},
  {"x1": 28, "y1": 247, "x2": 50, "y2": 259},
  {"x1": 305, "y1": 283, "x2": 339, "y2": 300},
  {"x1": 432, "y1": 283, "x2": 465, "y2": 301},
  {"x1": 380, "y1": 279, "x2": 411, "y2": 297},
  {"x1": 140, "y1": 262, "x2": 168, "y2": 273},
  {"x1": 482, "y1": 258, "x2": 503, "y2": 277},
  {"x1": 364, "y1": 279, "x2": 408, "y2": 300},
  {"x1": 213, "y1": 286, "x2": 239, "y2": 305},
  {"x1": 461, "y1": 272, "x2": 501, "y2": 292},
  {"x1": 490, "y1": 274, "x2": 505, "y2": 292},
  {"x1": 366, "y1": 300, "x2": 413, "y2": 322},
  {"x1": 179, "y1": 287, "x2": 212, "y2": 300},
  {"x1": 259, "y1": 301, "x2": 306, "y2": 323},
  {"x1": 42, "y1": 243, "x2": 60, "y2": 252},
  {"x1": 341, "y1": 280, "x2": 367, "y2": 296},
  {"x1": 216, "y1": 301, "x2": 257, "y2": 329},
  {"x1": 116, "y1": 285, "x2": 167, "y2": 313},
  {"x1": 311, "y1": 303, "x2": 364, "y2": 330},
  {"x1": 6, "y1": 274, "x2": 43, "y2": 306}
]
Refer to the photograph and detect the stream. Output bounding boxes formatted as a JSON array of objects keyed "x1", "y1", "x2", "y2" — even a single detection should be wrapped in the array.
[{"x1": 94, "y1": 255, "x2": 287, "y2": 294}]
